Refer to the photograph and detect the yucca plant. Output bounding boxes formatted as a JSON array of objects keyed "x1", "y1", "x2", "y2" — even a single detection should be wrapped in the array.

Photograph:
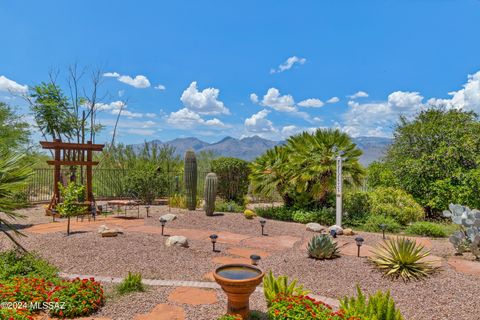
[
  {"x1": 340, "y1": 285, "x2": 404, "y2": 320},
  {"x1": 263, "y1": 271, "x2": 310, "y2": 306},
  {"x1": 369, "y1": 237, "x2": 436, "y2": 281},
  {"x1": 307, "y1": 234, "x2": 340, "y2": 259},
  {"x1": 0, "y1": 152, "x2": 32, "y2": 249}
]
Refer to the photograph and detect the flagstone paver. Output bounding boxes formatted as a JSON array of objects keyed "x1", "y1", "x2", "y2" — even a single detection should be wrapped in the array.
[
  {"x1": 168, "y1": 287, "x2": 218, "y2": 305},
  {"x1": 447, "y1": 257, "x2": 480, "y2": 276},
  {"x1": 134, "y1": 304, "x2": 185, "y2": 320},
  {"x1": 242, "y1": 235, "x2": 301, "y2": 250},
  {"x1": 226, "y1": 247, "x2": 271, "y2": 259},
  {"x1": 340, "y1": 242, "x2": 375, "y2": 257},
  {"x1": 216, "y1": 231, "x2": 252, "y2": 245}
]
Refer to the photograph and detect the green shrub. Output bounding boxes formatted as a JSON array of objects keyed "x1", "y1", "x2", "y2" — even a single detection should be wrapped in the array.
[
  {"x1": 123, "y1": 167, "x2": 168, "y2": 204},
  {"x1": 211, "y1": 157, "x2": 250, "y2": 203},
  {"x1": 370, "y1": 237, "x2": 436, "y2": 281},
  {"x1": 215, "y1": 199, "x2": 245, "y2": 213},
  {"x1": 268, "y1": 294, "x2": 344, "y2": 319},
  {"x1": 0, "y1": 308, "x2": 33, "y2": 320},
  {"x1": 256, "y1": 206, "x2": 294, "y2": 221},
  {"x1": 369, "y1": 187, "x2": 424, "y2": 225},
  {"x1": 263, "y1": 271, "x2": 310, "y2": 307},
  {"x1": 343, "y1": 191, "x2": 371, "y2": 226},
  {"x1": 117, "y1": 272, "x2": 145, "y2": 295},
  {"x1": 169, "y1": 193, "x2": 201, "y2": 209},
  {"x1": 0, "y1": 250, "x2": 58, "y2": 281},
  {"x1": 340, "y1": 285, "x2": 404, "y2": 320},
  {"x1": 405, "y1": 221, "x2": 448, "y2": 238},
  {"x1": 362, "y1": 215, "x2": 401, "y2": 233}
]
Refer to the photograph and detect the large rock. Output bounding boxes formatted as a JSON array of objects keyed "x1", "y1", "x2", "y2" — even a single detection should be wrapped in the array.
[
  {"x1": 328, "y1": 225, "x2": 344, "y2": 235},
  {"x1": 343, "y1": 228, "x2": 355, "y2": 236},
  {"x1": 160, "y1": 214, "x2": 177, "y2": 222},
  {"x1": 165, "y1": 236, "x2": 189, "y2": 248},
  {"x1": 101, "y1": 230, "x2": 119, "y2": 237},
  {"x1": 306, "y1": 223, "x2": 325, "y2": 233},
  {"x1": 97, "y1": 225, "x2": 109, "y2": 233}
]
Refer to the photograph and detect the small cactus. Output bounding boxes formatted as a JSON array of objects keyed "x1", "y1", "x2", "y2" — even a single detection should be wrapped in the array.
[
  {"x1": 204, "y1": 173, "x2": 217, "y2": 216},
  {"x1": 443, "y1": 203, "x2": 480, "y2": 259},
  {"x1": 307, "y1": 234, "x2": 339, "y2": 259},
  {"x1": 184, "y1": 150, "x2": 197, "y2": 211}
]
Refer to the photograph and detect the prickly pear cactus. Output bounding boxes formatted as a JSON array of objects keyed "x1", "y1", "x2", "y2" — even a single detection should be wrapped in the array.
[
  {"x1": 204, "y1": 173, "x2": 217, "y2": 216},
  {"x1": 184, "y1": 150, "x2": 197, "y2": 211},
  {"x1": 443, "y1": 203, "x2": 480, "y2": 259}
]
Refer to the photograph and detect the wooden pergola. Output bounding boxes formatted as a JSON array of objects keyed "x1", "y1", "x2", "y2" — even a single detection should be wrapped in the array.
[{"x1": 40, "y1": 139, "x2": 105, "y2": 215}]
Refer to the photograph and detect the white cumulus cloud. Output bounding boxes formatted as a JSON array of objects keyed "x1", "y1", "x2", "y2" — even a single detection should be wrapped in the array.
[
  {"x1": 245, "y1": 109, "x2": 276, "y2": 133},
  {"x1": 166, "y1": 108, "x2": 227, "y2": 129},
  {"x1": 0, "y1": 76, "x2": 28, "y2": 93},
  {"x1": 348, "y1": 91, "x2": 369, "y2": 99},
  {"x1": 103, "y1": 72, "x2": 151, "y2": 88},
  {"x1": 270, "y1": 56, "x2": 306, "y2": 74},
  {"x1": 103, "y1": 72, "x2": 120, "y2": 77},
  {"x1": 327, "y1": 97, "x2": 340, "y2": 103},
  {"x1": 250, "y1": 93, "x2": 259, "y2": 104},
  {"x1": 180, "y1": 81, "x2": 229, "y2": 115},
  {"x1": 261, "y1": 88, "x2": 296, "y2": 112},
  {"x1": 298, "y1": 98, "x2": 324, "y2": 108},
  {"x1": 154, "y1": 84, "x2": 166, "y2": 91}
]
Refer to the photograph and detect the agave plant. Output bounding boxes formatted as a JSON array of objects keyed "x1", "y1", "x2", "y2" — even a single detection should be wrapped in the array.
[
  {"x1": 307, "y1": 234, "x2": 340, "y2": 259},
  {"x1": 370, "y1": 237, "x2": 436, "y2": 281},
  {"x1": 263, "y1": 271, "x2": 310, "y2": 306},
  {"x1": 443, "y1": 203, "x2": 480, "y2": 259}
]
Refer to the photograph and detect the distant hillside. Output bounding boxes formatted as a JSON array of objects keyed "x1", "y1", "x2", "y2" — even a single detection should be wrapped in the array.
[{"x1": 132, "y1": 135, "x2": 391, "y2": 165}]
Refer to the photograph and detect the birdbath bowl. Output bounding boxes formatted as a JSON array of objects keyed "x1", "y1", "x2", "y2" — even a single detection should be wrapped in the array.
[{"x1": 213, "y1": 264, "x2": 264, "y2": 319}]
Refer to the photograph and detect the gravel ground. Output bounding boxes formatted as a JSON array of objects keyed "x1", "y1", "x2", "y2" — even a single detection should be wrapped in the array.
[{"x1": 2, "y1": 204, "x2": 480, "y2": 320}]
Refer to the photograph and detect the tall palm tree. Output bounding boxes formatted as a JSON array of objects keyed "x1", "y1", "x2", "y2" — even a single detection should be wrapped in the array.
[{"x1": 0, "y1": 152, "x2": 32, "y2": 248}]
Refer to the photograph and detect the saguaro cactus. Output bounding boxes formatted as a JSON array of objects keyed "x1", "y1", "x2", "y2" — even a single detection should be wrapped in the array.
[
  {"x1": 184, "y1": 150, "x2": 197, "y2": 210},
  {"x1": 204, "y1": 173, "x2": 217, "y2": 216}
]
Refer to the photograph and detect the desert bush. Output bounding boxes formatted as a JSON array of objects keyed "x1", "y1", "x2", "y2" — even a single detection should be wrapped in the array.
[
  {"x1": 405, "y1": 221, "x2": 449, "y2": 238},
  {"x1": 340, "y1": 285, "x2": 404, "y2": 320},
  {"x1": 116, "y1": 272, "x2": 145, "y2": 295},
  {"x1": 211, "y1": 157, "x2": 250, "y2": 204},
  {"x1": 343, "y1": 191, "x2": 371, "y2": 226},
  {"x1": 0, "y1": 250, "x2": 58, "y2": 281},
  {"x1": 263, "y1": 271, "x2": 310, "y2": 307},
  {"x1": 255, "y1": 206, "x2": 294, "y2": 221},
  {"x1": 370, "y1": 237, "x2": 436, "y2": 281},
  {"x1": 362, "y1": 215, "x2": 401, "y2": 233},
  {"x1": 123, "y1": 166, "x2": 168, "y2": 204},
  {"x1": 256, "y1": 206, "x2": 336, "y2": 226},
  {"x1": 369, "y1": 187, "x2": 424, "y2": 225},
  {"x1": 215, "y1": 199, "x2": 245, "y2": 212}
]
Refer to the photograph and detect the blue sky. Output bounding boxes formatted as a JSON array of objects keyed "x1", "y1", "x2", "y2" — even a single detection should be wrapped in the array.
[{"x1": 1, "y1": 0, "x2": 480, "y2": 144}]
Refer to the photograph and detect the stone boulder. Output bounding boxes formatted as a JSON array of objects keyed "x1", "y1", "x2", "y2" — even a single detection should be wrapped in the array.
[
  {"x1": 328, "y1": 225, "x2": 344, "y2": 235},
  {"x1": 165, "y1": 235, "x2": 189, "y2": 248},
  {"x1": 160, "y1": 214, "x2": 177, "y2": 222},
  {"x1": 101, "y1": 230, "x2": 119, "y2": 237},
  {"x1": 343, "y1": 228, "x2": 355, "y2": 236},
  {"x1": 97, "y1": 225, "x2": 109, "y2": 233},
  {"x1": 306, "y1": 223, "x2": 325, "y2": 233}
]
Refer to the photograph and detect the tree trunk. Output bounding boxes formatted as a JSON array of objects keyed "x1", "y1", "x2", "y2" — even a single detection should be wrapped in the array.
[{"x1": 67, "y1": 217, "x2": 71, "y2": 236}]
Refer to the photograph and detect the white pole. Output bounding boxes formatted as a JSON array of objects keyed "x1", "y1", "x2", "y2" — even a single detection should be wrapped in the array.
[{"x1": 336, "y1": 156, "x2": 342, "y2": 227}]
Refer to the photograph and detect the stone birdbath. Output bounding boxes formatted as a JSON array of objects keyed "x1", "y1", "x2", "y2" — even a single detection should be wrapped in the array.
[{"x1": 213, "y1": 264, "x2": 264, "y2": 319}]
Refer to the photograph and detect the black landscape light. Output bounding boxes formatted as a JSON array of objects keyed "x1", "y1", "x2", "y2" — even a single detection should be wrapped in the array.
[
  {"x1": 250, "y1": 254, "x2": 261, "y2": 265},
  {"x1": 145, "y1": 205, "x2": 150, "y2": 218},
  {"x1": 259, "y1": 219, "x2": 266, "y2": 235},
  {"x1": 379, "y1": 223, "x2": 387, "y2": 239},
  {"x1": 210, "y1": 234, "x2": 218, "y2": 252},
  {"x1": 355, "y1": 236, "x2": 364, "y2": 257},
  {"x1": 330, "y1": 229, "x2": 337, "y2": 238},
  {"x1": 51, "y1": 209, "x2": 58, "y2": 222},
  {"x1": 160, "y1": 218, "x2": 167, "y2": 235}
]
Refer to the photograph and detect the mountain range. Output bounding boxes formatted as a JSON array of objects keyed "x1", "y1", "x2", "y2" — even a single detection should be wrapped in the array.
[{"x1": 133, "y1": 135, "x2": 391, "y2": 165}]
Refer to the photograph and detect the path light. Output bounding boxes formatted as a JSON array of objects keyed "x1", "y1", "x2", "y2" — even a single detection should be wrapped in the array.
[
  {"x1": 210, "y1": 234, "x2": 218, "y2": 252},
  {"x1": 330, "y1": 229, "x2": 337, "y2": 239},
  {"x1": 51, "y1": 209, "x2": 58, "y2": 222},
  {"x1": 160, "y1": 218, "x2": 167, "y2": 236},
  {"x1": 379, "y1": 223, "x2": 387, "y2": 239},
  {"x1": 250, "y1": 254, "x2": 261, "y2": 265},
  {"x1": 259, "y1": 219, "x2": 266, "y2": 236},
  {"x1": 227, "y1": 204, "x2": 233, "y2": 212},
  {"x1": 145, "y1": 205, "x2": 150, "y2": 218},
  {"x1": 355, "y1": 236, "x2": 364, "y2": 257}
]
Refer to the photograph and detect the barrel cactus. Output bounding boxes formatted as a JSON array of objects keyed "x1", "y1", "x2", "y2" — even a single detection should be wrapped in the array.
[
  {"x1": 184, "y1": 150, "x2": 197, "y2": 211},
  {"x1": 204, "y1": 173, "x2": 217, "y2": 216},
  {"x1": 307, "y1": 234, "x2": 339, "y2": 259},
  {"x1": 443, "y1": 203, "x2": 480, "y2": 259}
]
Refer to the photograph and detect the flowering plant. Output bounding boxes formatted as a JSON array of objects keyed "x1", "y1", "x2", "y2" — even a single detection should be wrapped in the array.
[
  {"x1": 0, "y1": 308, "x2": 34, "y2": 320},
  {"x1": 268, "y1": 294, "x2": 362, "y2": 320},
  {"x1": 49, "y1": 278, "x2": 104, "y2": 318}
]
